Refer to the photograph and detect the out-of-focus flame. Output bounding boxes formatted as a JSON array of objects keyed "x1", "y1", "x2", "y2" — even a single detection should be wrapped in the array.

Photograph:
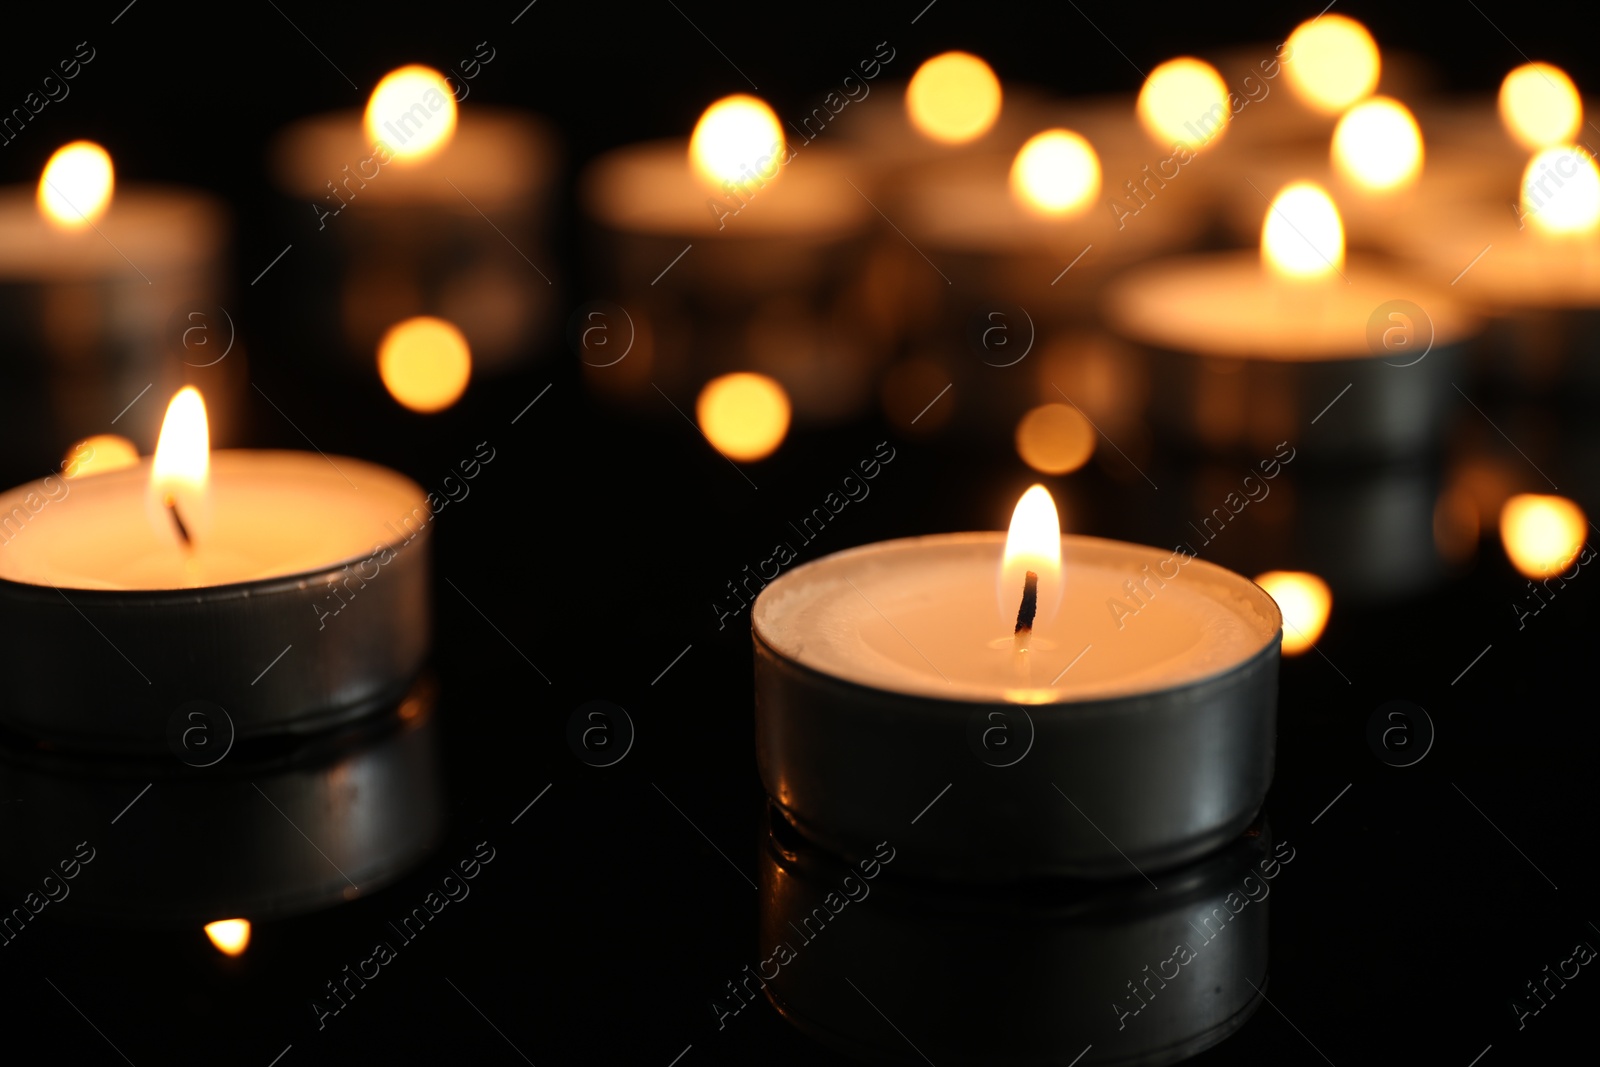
[
  {"x1": 999, "y1": 484, "x2": 1063, "y2": 632},
  {"x1": 1254, "y1": 571, "x2": 1331, "y2": 655},
  {"x1": 1137, "y1": 58, "x2": 1232, "y2": 151},
  {"x1": 906, "y1": 52, "x2": 1002, "y2": 144},
  {"x1": 1499, "y1": 63, "x2": 1582, "y2": 151},
  {"x1": 1520, "y1": 147, "x2": 1600, "y2": 235},
  {"x1": 1009, "y1": 129, "x2": 1100, "y2": 217},
  {"x1": 1332, "y1": 96, "x2": 1423, "y2": 192},
  {"x1": 689, "y1": 95, "x2": 784, "y2": 189},
  {"x1": 1261, "y1": 181, "x2": 1345, "y2": 279},
  {"x1": 38, "y1": 141, "x2": 114, "y2": 229},
  {"x1": 696, "y1": 372, "x2": 790, "y2": 462},
  {"x1": 1284, "y1": 14, "x2": 1380, "y2": 114},
  {"x1": 1015, "y1": 403, "x2": 1095, "y2": 474},
  {"x1": 365, "y1": 65, "x2": 458, "y2": 163},
  {"x1": 378, "y1": 316, "x2": 473, "y2": 413},
  {"x1": 1500, "y1": 493, "x2": 1587, "y2": 578},
  {"x1": 204, "y1": 919, "x2": 250, "y2": 957},
  {"x1": 63, "y1": 434, "x2": 138, "y2": 479}
]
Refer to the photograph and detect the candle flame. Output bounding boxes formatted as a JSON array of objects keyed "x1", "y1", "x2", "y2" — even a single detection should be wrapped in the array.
[
  {"x1": 149, "y1": 386, "x2": 210, "y2": 548},
  {"x1": 1520, "y1": 147, "x2": 1600, "y2": 235},
  {"x1": 38, "y1": 141, "x2": 114, "y2": 229},
  {"x1": 1009, "y1": 129, "x2": 1100, "y2": 217},
  {"x1": 689, "y1": 95, "x2": 784, "y2": 189},
  {"x1": 1261, "y1": 181, "x2": 1345, "y2": 280},
  {"x1": 1284, "y1": 14, "x2": 1379, "y2": 115},
  {"x1": 1254, "y1": 571, "x2": 1331, "y2": 656},
  {"x1": 999, "y1": 485, "x2": 1062, "y2": 633},
  {"x1": 906, "y1": 51, "x2": 1002, "y2": 145},
  {"x1": 364, "y1": 65, "x2": 458, "y2": 163},
  {"x1": 204, "y1": 919, "x2": 250, "y2": 957},
  {"x1": 1137, "y1": 57, "x2": 1231, "y2": 151},
  {"x1": 1331, "y1": 96, "x2": 1423, "y2": 192},
  {"x1": 1499, "y1": 63, "x2": 1582, "y2": 151},
  {"x1": 1500, "y1": 493, "x2": 1586, "y2": 578}
]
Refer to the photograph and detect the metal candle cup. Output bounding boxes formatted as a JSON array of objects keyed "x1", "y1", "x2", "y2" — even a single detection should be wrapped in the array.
[
  {"x1": 752, "y1": 533, "x2": 1281, "y2": 881},
  {"x1": 0, "y1": 451, "x2": 431, "y2": 752}
]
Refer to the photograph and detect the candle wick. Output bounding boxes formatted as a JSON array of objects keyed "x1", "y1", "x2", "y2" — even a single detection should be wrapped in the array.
[
  {"x1": 1013, "y1": 570, "x2": 1038, "y2": 652},
  {"x1": 165, "y1": 494, "x2": 193, "y2": 550}
]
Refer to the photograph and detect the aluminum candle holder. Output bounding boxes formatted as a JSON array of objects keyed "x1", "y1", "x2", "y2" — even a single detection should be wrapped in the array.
[{"x1": 752, "y1": 532, "x2": 1281, "y2": 881}]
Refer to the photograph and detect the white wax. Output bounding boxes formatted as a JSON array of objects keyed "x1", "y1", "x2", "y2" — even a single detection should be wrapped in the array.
[
  {"x1": 1107, "y1": 251, "x2": 1476, "y2": 358},
  {"x1": 581, "y1": 139, "x2": 868, "y2": 238},
  {"x1": 753, "y1": 533, "x2": 1278, "y2": 703},
  {"x1": 273, "y1": 108, "x2": 555, "y2": 209},
  {"x1": 0, "y1": 452, "x2": 425, "y2": 591},
  {"x1": 0, "y1": 187, "x2": 225, "y2": 280}
]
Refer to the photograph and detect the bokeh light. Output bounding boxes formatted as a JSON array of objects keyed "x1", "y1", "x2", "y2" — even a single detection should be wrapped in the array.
[
  {"x1": 696, "y1": 372, "x2": 791, "y2": 462},
  {"x1": 1014, "y1": 403, "x2": 1096, "y2": 474},
  {"x1": 62, "y1": 434, "x2": 139, "y2": 479},
  {"x1": 1500, "y1": 494, "x2": 1587, "y2": 578},
  {"x1": 1284, "y1": 15, "x2": 1380, "y2": 114},
  {"x1": 1262, "y1": 181, "x2": 1345, "y2": 279},
  {"x1": 1254, "y1": 571, "x2": 1332, "y2": 655},
  {"x1": 1499, "y1": 63, "x2": 1582, "y2": 151},
  {"x1": 1137, "y1": 58, "x2": 1231, "y2": 151},
  {"x1": 378, "y1": 317, "x2": 473, "y2": 413},
  {"x1": 364, "y1": 65, "x2": 458, "y2": 163},
  {"x1": 37, "y1": 141, "x2": 114, "y2": 229},
  {"x1": 690, "y1": 95, "x2": 784, "y2": 188},
  {"x1": 906, "y1": 52, "x2": 1002, "y2": 144},
  {"x1": 1332, "y1": 96, "x2": 1423, "y2": 192},
  {"x1": 1009, "y1": 129, "x2": 1101, "y2": 217}
]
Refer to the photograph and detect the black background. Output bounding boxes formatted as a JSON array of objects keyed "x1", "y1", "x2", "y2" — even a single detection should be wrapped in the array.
[{"x1": 1, "y1": 2, "x2": 1597, "y2": 1064}]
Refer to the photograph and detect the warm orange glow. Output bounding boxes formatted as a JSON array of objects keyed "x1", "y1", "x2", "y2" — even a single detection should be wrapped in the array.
[
  {"x1": 1500, "y1": 494, "x2": 1587, "y2": 578},
  {"x1": 1255, "y1": 571, "x2": 1331, "y2": 655},
  {"x1": 1284, "y1": 15, "x2": 1380, "y2": 114},
  {"x1": 1499, "y1": 63, "x2": 1582, "y2": 151},
  {"x1": 1137, "y1": 57, "x2": 1231, "y2": 151},
  {"x1": 906, "y1": 52, "x2": 1002, "y2": 144},
  {"x1": 63, "y1": 434, "x2": 138, "y2": 479},
  {"x1": 1520, "y1": 147, "x2": 1600, "y2": 235},
  {"x1": 365, "y1": 65, "x2": 458, "y2": 162},
  {"x1": 149, "y1": 387, "x2": 210, "y2": 547},
  {"x1": 689, "y1": 95, "x2": 784, "y2": 188},
  {"x1": 1000, "y1": 484, "x2": 1063, "y2": 632},
  {"x1": 38, "y1": 141, "x2": 114, "y2": 229},
  {"x1": 204, "y1": 919, "x2": 250, "y2": 957},
  {"x1": 378, "y1": 317, "x2": 472, "y2": 413},
  {"x1": 1015, "y1": 404, "x2": 1095, "y2": 474},
  {"x1": 1262, "y1": 181, "x2": 1345, "y2": 279},
  {"x1": 696, "y1": 372, "x2": 790, "y2": 462},
  {"x1": 1332, "y1": 96, "x2": 1423, "y2": 192},
  {"x1": 1009, "y1": 129, "x2": 1100, "y2": 217}
]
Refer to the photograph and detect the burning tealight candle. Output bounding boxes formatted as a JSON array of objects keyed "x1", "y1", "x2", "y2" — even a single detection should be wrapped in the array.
[
  {"x1": 0, "y1": 141, "x2": 230, "y2": 464},
  {"x1": 752, "y1": 485, "x2": 1282, "y2": 880},
  {"x1": 273, "y1": 63, "x2": 557, "y2": 374},
  {"x1": 1106, "y1": 180, "x2": 1477, "y2": 456},
  {"x1": 0, "y1": 387, "x2": 431, "y2": 751}
]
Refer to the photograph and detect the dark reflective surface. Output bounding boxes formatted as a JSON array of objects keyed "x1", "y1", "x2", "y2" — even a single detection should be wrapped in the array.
[{"x1": 1, "y1": 5, "x2": 1598, "y2": 1066}]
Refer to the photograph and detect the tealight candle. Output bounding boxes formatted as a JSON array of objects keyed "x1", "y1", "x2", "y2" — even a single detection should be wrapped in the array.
[
  {"x1": 1106, "y1": 181, "x2": 1478, "y2": 457},
  {"x1": 581, "y1": 93, "x2": 878, "y2": 420},
  {"x1": 0, "y1": 388, "x2": 431, "y2": 751},
  {"x1": 0, "y1": 141, "x2": 231, "y2": 467},
  {"x1": 752, "y1": 486, "x2": 1281, "y2": 880},
  {"x1": 272, "y1": 64, "x2": 559, "y2": 375}
]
